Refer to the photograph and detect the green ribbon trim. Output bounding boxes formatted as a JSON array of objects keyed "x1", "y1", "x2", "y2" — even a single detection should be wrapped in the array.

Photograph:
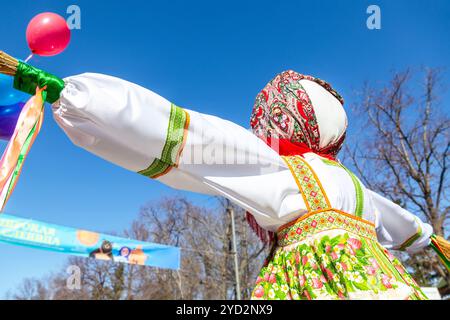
[
  {"x1": 322, "y1": 159, "x2": 364, "y2": 218},
  {"x1": 398, "y1": 221, "x2": 423, "y2": 251},
  {"x1": 343, "y1": 167, "x2": 364, "y2": 218},
  {"x1": 13, "y1": 61, "x2": 65, "y2": 104},
  {"x1": 1, "y1": 89, "x2": 45, "y2": 210},
  {"x1": 3, "y1": 119, "x2": 39, "y2": 205},
  {"x1": 139, "y1": 104, "x2": 189, "y2": 178},
  {"x1": 139, "y1": 159, "x2": 172, "y2": 179}
]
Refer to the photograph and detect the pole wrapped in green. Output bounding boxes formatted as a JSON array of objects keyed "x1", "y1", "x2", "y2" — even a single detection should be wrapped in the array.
[
  {"x1": 430, "y1": 234, "x2": 450, "y2": 272},
  {"x1": 13, "y1": 61, "x2": 65, "y2": 104}
]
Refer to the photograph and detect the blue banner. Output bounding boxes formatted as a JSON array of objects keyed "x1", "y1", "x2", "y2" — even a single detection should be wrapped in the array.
[{"x1": 0, "y1": 214, "x2": 180, "y2": 270}]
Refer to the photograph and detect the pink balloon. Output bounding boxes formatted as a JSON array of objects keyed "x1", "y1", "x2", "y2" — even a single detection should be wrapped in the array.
[{"x1": 26, "y1": 12, "x2": 71, "y2": 57}]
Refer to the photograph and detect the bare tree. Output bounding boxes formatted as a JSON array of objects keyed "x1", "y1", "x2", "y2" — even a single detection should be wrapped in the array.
[
  {"x1": 135, "y1": 196, "x2": 267, "y2": 299},
  {"x1": 345, "y1": 68, "x2": 449, "y2": 294},
  {"x1": 7, "y1": 277, "x2": 52, "y2": 300},
  {"x1": 8, "y1": 196, "x2": 268, "y2": 300}
]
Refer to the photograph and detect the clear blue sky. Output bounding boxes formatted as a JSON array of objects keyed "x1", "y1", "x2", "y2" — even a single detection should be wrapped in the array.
[{"x1": 0, "y1": 0, "x2": 449, "y2": 297}]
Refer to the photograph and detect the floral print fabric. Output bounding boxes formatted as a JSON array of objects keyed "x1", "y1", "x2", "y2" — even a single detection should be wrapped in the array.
[{"x1": 251, "y1": 211, "x2": 427, "y2": 300}]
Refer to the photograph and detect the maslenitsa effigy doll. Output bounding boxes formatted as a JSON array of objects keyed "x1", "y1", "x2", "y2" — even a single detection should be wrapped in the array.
[{"x1": 8, "y1": 61, "x2": 449, "y2": 300}]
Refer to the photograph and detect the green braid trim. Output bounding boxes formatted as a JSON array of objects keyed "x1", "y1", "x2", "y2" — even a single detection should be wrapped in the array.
[{"x1": 139, "y1": 104, "x2": 189, "y2": 179}]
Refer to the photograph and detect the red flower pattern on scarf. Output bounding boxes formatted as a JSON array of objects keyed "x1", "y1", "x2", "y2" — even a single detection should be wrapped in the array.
[
  {"x1": 250, "y1": 70, "x2": 345, "y2": 159},
  {"x1": 247, "y1": 70, "x2": 345, "y2": 244}
]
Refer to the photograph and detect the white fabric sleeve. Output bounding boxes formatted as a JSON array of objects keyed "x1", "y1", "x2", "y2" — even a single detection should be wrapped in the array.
[
  {"x1": 52, "y1": 73, "x2": 172, "y2": 171},
  {"x1": 52, "y1": 73, "x2": 307, "y2": 231},
  {"x1": 369, "y1": 190, "x2": 433, "y2": 253}
]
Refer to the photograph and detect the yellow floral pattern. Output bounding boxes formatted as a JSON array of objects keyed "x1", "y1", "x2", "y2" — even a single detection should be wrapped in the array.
[
  {"x1": 251, "y1": 155, "x2": 427, "y2": 300},
  {"x1": 252, "y1": 214, "x2": 427, "y2": 300}
]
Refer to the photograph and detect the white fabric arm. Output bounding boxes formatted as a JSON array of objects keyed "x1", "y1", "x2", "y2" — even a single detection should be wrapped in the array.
[
  {"x1": 52, "y1": 73, "x2": 172, "y2": 172},
  {"x1": 369, "y1": 190, "x2": 433, "y2": 253},
  {"x1": 52, "y1": 73, "x2": 307, "y2": 230}
]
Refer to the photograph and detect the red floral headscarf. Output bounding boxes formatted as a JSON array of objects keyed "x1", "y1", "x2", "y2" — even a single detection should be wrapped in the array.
[
  {"x1": 247, "y1": 70, "x2": 346, "y2": 243},
  {"x1": 250, "y1": 70, "x2": 345, "y2": 160}
]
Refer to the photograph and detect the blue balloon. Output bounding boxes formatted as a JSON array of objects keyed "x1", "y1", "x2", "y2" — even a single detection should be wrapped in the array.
[
  {"x1": 0, "y1": 74, "x2": 28, "y2": 106},
  {"x1": 0, "y1": 102, "x2": 25, "y2": 140}
]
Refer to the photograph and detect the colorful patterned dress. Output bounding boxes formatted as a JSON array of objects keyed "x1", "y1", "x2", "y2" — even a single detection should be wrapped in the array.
[
  {"x1": 251, "y1": 155, "x2": 427, "y2": 300},
  {"x1": 31, "y1": 70, "x2": 434, "y2": 300}
]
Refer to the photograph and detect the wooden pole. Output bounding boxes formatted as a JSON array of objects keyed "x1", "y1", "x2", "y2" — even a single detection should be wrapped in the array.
[
  {"x1": 228, "y1": 206, "x2": 241, "y2": 300},
  {"x1": 0, "y1": 51, "x2": 19, "y2": 76}
]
